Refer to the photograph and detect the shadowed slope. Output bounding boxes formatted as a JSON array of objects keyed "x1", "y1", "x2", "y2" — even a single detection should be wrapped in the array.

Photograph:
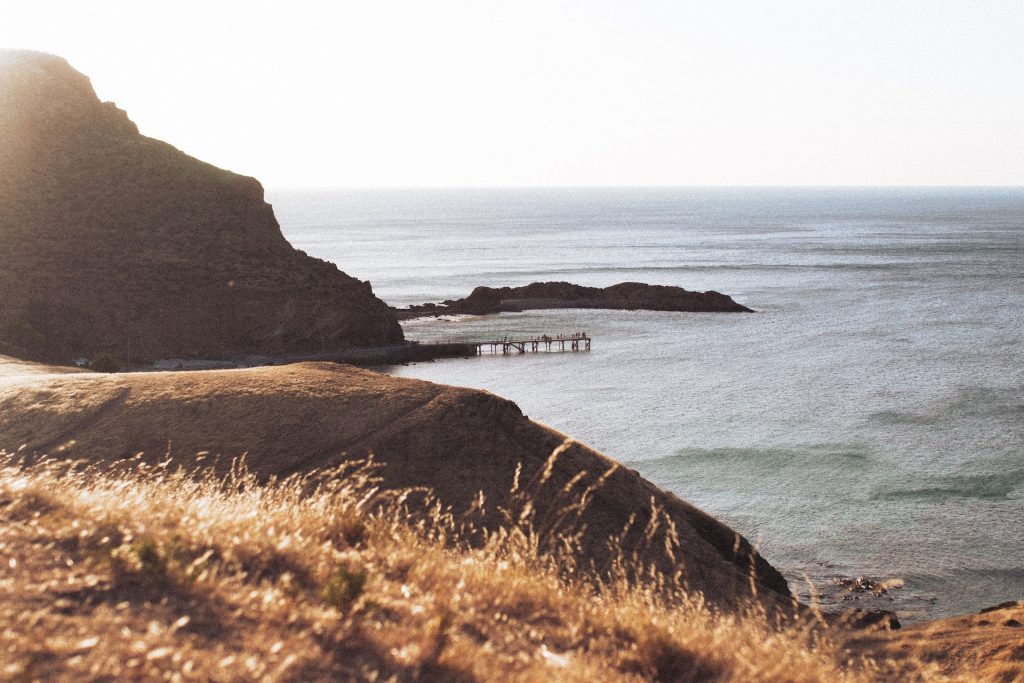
[{"x1": 0, "y1": 358, "x2": 788, "y2": 609}]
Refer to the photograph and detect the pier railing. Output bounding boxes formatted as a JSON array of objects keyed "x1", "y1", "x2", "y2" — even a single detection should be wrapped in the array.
[{"x1": 473, "y1": 334, "x2": 591, "y2": 355}]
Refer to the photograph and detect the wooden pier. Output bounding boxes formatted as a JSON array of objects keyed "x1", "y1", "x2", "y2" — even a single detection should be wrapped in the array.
[{"x1": 474, "y1": 334, "x2": 591, "y2": 355}]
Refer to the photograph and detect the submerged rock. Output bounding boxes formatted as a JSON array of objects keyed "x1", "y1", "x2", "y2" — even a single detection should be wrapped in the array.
[
  {"x1": 834, "y1": 575, "x2": 890, "y2": 596},
  {"x1": 0, "y1": 50, "x2": 402, "y2": 363}
]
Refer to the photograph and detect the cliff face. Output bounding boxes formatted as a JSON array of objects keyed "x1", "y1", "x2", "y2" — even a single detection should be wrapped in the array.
[{"x1": 0, "y1": 50, "x2": 402, "y2": 362}]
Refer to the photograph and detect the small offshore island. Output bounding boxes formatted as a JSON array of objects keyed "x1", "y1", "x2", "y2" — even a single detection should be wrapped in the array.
[
  {"x1": 395, "y1": 281, "x2": 753, "y2": 320},
  {"x1": 0, "y1": 51, "x2": 1021, "y2": 681}
]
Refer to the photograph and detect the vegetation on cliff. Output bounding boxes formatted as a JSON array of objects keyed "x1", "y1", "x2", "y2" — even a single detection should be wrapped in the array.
[
  {"x1": 4, "y1": 450, "x2": 1022, "y2": 681},
  {"x1": 0, "y1": 456, "x2": 880, "y2": 682},
  {"x1": 0, "y1": 359, "x2": 788, "y2": 609}
]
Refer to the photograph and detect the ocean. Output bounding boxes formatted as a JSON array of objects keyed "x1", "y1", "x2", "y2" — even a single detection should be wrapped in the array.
[{"x1": 270, "y1": 187, "x2": 1024, "y2": 622}]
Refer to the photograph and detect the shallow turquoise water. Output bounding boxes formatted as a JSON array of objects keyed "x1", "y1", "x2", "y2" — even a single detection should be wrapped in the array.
[{"x1": 271, "y1": 187, "x2": 1024, "y2": 621}]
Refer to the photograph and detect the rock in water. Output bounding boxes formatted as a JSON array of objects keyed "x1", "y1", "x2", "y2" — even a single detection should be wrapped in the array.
[
  {"x1": 397, "y1": 281, "x2": 754, "y2": 318},
  {"x1": 0, "y1": 50, "x2": 402, "y2": 362}
]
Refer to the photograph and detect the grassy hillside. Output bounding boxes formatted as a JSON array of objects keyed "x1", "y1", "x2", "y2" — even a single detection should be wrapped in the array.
[
  {"x1": 0, "y1": 359, "x2": 791, "y2": 611},
  {"x1": 2, "y1": 453, "x2": 964, "y2": 683}
]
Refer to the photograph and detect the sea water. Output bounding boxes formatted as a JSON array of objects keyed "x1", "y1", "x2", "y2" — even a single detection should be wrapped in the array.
[{"x1": 270, "y1": 187, "x2": 1024, "y2": 622}]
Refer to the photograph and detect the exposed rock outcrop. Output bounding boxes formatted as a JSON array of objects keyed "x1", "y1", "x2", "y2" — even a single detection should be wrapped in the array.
[
  {"x1": 0, "y1": 50, "x2": 402, "y2": 363},
  {"x1": 396, "y1": 281, "x2": 754, "y2": 319},
  {"x1": 0, "y1": 356, "x2": 789, "y2": 610}
]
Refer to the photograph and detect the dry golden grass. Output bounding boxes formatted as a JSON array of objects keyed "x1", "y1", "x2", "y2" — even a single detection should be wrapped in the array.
[{"x1": 0, "y1": 453, "x2": 969, "y2": 682}]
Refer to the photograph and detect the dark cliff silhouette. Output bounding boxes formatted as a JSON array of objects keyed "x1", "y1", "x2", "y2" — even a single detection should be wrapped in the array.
[{"x1": 0, "y1": 50, "x2": 402, "y2": 362}]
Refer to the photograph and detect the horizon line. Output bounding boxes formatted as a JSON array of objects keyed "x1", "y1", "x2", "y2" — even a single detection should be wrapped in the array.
[{"x1": 266, "y1": 183, "x2": 1024, "y2": 192}]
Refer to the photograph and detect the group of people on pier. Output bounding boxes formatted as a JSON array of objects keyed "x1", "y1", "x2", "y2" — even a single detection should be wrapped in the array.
[{"x1": 535, "y1": 332, "x2": 588, "y2": 343}]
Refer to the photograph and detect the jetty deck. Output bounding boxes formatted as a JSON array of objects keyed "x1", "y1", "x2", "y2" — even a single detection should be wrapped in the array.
[{"x1": 474, "y1": 334, "x2": 591, "y2": 355}]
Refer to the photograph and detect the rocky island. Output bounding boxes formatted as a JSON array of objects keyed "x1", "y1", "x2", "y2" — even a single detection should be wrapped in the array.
[{"x1": 395, "y1": 281, "x2": 753, "y2": 319}]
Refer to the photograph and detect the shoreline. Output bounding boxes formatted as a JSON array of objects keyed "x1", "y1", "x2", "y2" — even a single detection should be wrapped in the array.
[{"x1": 145, "y1": 342, "x2": 479, "y2": 372}]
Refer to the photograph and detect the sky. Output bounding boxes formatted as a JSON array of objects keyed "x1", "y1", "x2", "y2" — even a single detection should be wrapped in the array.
[{"x1": 2, "y1": 0, "x2": 1023, "y2": 188}]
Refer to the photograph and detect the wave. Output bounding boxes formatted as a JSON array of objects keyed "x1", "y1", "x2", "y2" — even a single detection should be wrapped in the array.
[
  {"x1": 868, "y1": 387, "x2": 1024, "y2": 426},
  {"x1": 869, "y1": 471, "x2": 1024, "y2": 502},
  {"x1": 637, "y1": 443, "x2": 874, "y2": 471}
]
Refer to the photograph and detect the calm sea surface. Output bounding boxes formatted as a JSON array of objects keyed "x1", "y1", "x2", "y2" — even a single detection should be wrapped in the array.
[{"x1": 270, "y1": 187, "x2": 1024, "y2": 622}]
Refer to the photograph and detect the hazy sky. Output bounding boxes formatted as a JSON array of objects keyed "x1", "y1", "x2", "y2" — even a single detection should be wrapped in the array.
[{"x1": 3, "y1": 1, "x2": 1022, "y2": 188}]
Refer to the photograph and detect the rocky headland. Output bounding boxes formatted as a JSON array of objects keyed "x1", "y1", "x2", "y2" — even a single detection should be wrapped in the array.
[
  {"x1": 0, "y1": 50, "x2": 402, "y2": 364},
  {"x1": 395, "y1": 281, "x2": 754, "y2": 319}
]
